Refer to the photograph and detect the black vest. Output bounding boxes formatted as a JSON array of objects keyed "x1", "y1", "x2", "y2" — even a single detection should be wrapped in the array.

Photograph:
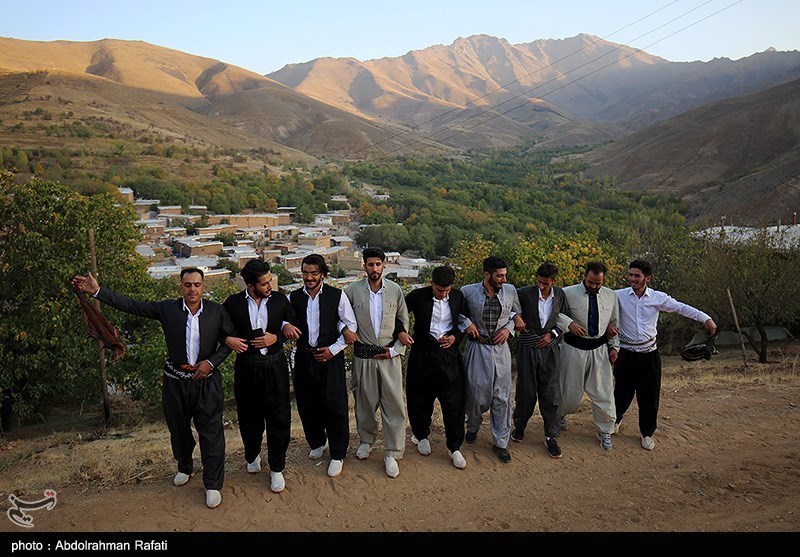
[{"x1": 290, "y1": 285, "x2": 343, "y2": 348}]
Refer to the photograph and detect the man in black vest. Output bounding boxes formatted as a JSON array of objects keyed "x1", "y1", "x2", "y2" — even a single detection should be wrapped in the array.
[
  {"x1": 223, "y1": 260, "x2": 300, "y2": 494},
  {"x1": 404, "y1": 266, "x2": 469, "y2": 470},
  {"x1": 285, "y1": 254, "x2": 357, "y2": 478},
  {"x1": 72, "y1": 268, "x2": 235, "y2": 509},
  {"x1": 511, "y1": 262, "x2": 566, "y2": 459}
]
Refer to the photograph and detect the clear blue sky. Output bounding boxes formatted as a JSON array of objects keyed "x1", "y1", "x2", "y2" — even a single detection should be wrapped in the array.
[{"x1": 1, "y1": 0, "x2": 797, "y2": 74}]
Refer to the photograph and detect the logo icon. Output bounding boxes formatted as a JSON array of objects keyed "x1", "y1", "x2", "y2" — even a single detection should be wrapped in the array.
[{"x1": 6, "y1": 490, "x2": 57, "y2": 528}]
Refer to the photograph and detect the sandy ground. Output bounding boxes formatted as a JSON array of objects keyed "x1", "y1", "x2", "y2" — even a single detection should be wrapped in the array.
[{"x1": 1, "y1": 343, "x2": 799, "y2": 533}]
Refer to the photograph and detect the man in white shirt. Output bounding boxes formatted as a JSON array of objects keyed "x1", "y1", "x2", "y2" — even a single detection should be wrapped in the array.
[
  {"x1": 344, "y1": 248, "x2": 410, "y2": 478},
  {"x1": 286, "y1": 254, "x2": 357, "y2": 478},
  {"x1": 614, "y1": 259, "x2": 717, "y2": 450}
]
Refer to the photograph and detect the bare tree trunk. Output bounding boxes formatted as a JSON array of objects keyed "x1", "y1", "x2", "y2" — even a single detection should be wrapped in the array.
[{"x1": 756, "y1": 322, "x2": 769, "y2": 364}]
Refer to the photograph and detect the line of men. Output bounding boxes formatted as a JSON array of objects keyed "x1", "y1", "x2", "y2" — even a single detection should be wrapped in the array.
[{"x1": 71, "y1": 251, "x2": 715, "y2": 509}]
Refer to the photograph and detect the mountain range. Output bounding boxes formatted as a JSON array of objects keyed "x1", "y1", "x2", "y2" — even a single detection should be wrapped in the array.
[{"x1": 1, "y1": 34, "x2": 799, "y2": 223}]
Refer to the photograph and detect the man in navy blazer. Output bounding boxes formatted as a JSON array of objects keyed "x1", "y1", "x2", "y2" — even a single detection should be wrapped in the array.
[
  {"x1": 72, "y1": 268, "x2": 235, "y2": 509},
  {"x1": 404, "y1": 266, "x2": 469, "y2": 470}
]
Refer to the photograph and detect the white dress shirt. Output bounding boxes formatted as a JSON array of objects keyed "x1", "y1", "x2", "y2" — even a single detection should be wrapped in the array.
[
  {"x1": 369, "y1": 284, "x2": 398, "y2": 357},
  {"x1": 183, "y1": 299, "x2": 204, "y2": 365},
  {"x1": 615, "y1": 287, "x2": 711, "y2": 352},
  {"x1": 303, "y1": 283, "x2": 357, "y2": 356},
  {"x1": 538, "y1": 289, "x2": 554, "y2": 330},
  {"x1": 430, "y1": 295, "x2": 453, "y2": 340},
  {"x1": 246, "y1": 291, "x2": 270, "y2": 355}
]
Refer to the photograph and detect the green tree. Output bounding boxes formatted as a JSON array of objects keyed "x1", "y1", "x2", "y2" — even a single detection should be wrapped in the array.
[{"x1": 270, "y1": 264, "x2": 295, "y2": 285}]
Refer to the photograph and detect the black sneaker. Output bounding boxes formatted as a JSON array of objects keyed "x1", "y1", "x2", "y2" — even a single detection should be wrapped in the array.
[
  {"x1": 545, "y1": 437, "x2": 562, "y2": 459},
  {"x1": 492, "y1": 445, "x2": 511, "y2": 463},
  {"x1": 465, "y1": 430, "x2": 477, "y2": 444},
  {"x1": 510, "y1": 428, "x2": 524, "y2": 443}
]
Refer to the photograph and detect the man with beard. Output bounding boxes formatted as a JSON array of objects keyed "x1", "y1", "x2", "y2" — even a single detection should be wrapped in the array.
[
  {"x1": 511, "y1": 262, "x2": 566, "y2": 459},
  {"x1": 223, "y1": 260, "x2": 300, "y2": 493},
  {"x1": 344, "y1": 248, "x2": 410, "y2": 478},
  {"x1": 404, "y1": 266, "x2": 469, "y2": 470},
  {"x1": 614, "y1": 259, "x2": 716, "y2": 450},
  {"x1": 556, "y1": 261, "x2": 620, "y2": 451},
  {"x1": 284, "y1": 254, "x2": 357, "y2": 477},
  {"x1": 72, "y1": 269, "x2": 235, "y2": 509},
  {"x1": 460, "y1": 256, "x2": 523, "y2": 464}
]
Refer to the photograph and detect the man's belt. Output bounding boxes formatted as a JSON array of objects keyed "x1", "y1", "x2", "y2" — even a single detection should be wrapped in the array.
[
  {"x1": 563, "y1": 333, "x2": 608, "y2": 351},
  {"x1": 237, "y1": 351, "x2": 285, "y2": 366},
  {"x1": 354, "y1": 341, "x2": 388, "y2": 359},
  {"x1": 518, "y1": 331, "x2": 556, "y2": 349},
  {"x1": 469, "y1": 334, "x2": 496, "y2": 345},
  {"x1": 164, "y1": 358, "x2": 211, "y2": 380},
  {"x1": 619, "y1": 333, "x2": 657, "y2": 347}
]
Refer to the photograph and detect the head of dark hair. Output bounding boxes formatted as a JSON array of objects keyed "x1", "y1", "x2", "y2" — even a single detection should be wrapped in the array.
[
  {"x1": 536, "y1": 262, "x2": 558, "y2": 280},
  {"x1": 483, "y1": 256, "x2": 508, "y2": 275},
  {"x1": 240, "y1": 259, "x2": 271, "y2": 286},
  {"x1": 362, "y1": 248, "x2": 386, "y2": 262},
  {"x1": 302, "y1": 254, "x2": 329, "y2": 276},
  {"x1": 431, "y1": 265, "x2": 456, "y2": 287},
  {"x1": 629, "y1": 259, "x2": 653, "y2": 277},
  {"x1": 180, "y1": 267, "x2": 204, "y2": 280},
  {"x1": 584, "y1": 261, "x2": 607, "y2": 276}
]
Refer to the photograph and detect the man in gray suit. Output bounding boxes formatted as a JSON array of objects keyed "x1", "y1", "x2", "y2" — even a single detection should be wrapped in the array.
[
  {"x1": 344, "y1": 248, "x2": 410, "y2": 478},
  {"x1": 460, "y1": 256, "x2": 522, "y2": 463},
  {"x1": 511, "y1": 262, "x2": 565, "y2": 459},
  {"x1": 72, "y1": 269, "x2": 235, "y2": 509},
  {"x1": 556, "y1": 261, "x2": 620, "y2": 451}
]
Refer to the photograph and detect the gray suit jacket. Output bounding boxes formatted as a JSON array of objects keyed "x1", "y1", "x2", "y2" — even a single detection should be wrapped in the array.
[
  {"x1": 556, "y1": 283, "x2": 620, "y2": 350},
  {"x1": 344, "y1": 278, "x2": 409, "y2": 355}
]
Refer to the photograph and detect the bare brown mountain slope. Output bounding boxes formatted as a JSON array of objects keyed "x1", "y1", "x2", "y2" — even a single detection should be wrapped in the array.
[
  {"x1": 269, "y1": 34, "x2": 800, "y2": 150},
  {"x1": 584, "y1": 78, "x2": 800, "y2": 226},
  {"x1": 0, "y1": 37, "x2": 429, "y2": 159}
]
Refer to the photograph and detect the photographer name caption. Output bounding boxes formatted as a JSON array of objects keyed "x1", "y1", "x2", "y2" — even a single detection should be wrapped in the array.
[{"x1": 11, "y1": 540, "x2": 168, "y2": 552}]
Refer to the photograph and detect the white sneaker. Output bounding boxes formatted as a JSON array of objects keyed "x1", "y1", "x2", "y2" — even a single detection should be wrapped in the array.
[
  {"x1": 614, "y1": 422, "x2": 620, "y2": 434},
  {"x1": 173, "y1": 472, "x2": 190, "y2": 486},
  {"x1": 597, "y1": 431, "x2": 613, "y2": 451},
  {"x1": 327, "y1": 459, "x2": 344, "y2": 477},
  {"x1": 417, "y1": 438, "x2": 432, "y2": 456},
  {"x1": 246, "y1": 455, "x2": 261, "y2": 473},
  {"x1": 270, "y1": 471, "x2": 286, "y2": 493},
  {"x1": 641, "y1": 436, "x2": 655, "y2": 450},
  {"x1": 309, "y1": 441, "x2": 329, "y2": 460},
  {"x1": 450, "y1": 450, "x2": 467, "y2": 470},
  {"x1": 384, "y1": 456, "x2": 400, "y2": 478},
  {"x1": 356, "y1": 443, "x2": 372, "y2": 460},
  {"x1": 205, "y1": 489, "x2": 222, "y2": 509}
]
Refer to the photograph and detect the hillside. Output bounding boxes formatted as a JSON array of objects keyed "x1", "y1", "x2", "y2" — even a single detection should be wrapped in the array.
[
  {"x1": 0, "y1": 37, "x2": 434, "y2": 159},
  {"x1": 269, "y1": 34, "x2": 800, "y2": 150},
  {"x1": 584, "y1": 78, "x2": 800, "y2": 225}
]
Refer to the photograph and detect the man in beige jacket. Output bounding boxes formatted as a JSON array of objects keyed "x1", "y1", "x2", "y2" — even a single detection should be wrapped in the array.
[{"x1": 344, "y1": 248, "x2": 410, "y2": 478}]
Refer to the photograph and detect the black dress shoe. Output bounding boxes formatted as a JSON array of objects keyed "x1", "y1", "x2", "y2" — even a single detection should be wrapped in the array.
[
  {"x1": 492, "y1": 445, "x2": 511, "y2": 463},
  {"x1": 465, "y1": 430, "x2": 477, "y2": 444}
]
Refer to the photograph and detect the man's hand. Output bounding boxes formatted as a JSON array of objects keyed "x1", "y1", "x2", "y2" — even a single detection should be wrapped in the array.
[
  {"x1": 464, "y1": 323, "x2": 479, "y2": 340},
  {"x1": 535, "y1": 332, "x2": 553, "y2": 349},
  {"x1": 192, "y1": 360, "x2": 214, "y2": 380},
  {"x1": 314, "y1": 347, "x2": 334, "y2": 362},
  {"x1": 606, "y1": 323, "x2": 619, "y2": 337},
  {"x1": 568, "y1": 321, "x2": 587, "y2": 336},
  {"x1": 397, "y1": 331, "x2": 414, "y2": 347},
  {"x1": 704, "y1": 319, "x2": 718, "y2": 337},
  {"x1": 608, "y1": 348, "x2": 618, "y2": 365},
  {"x1": 342, "y1": 328, "x2": 359, "y2": 345},
  {"x1": 373, "y1": 348, "x2": 391, "y2": 360},
  {"x1": 282, "y1": 323, "x2": 302, "y2": 340},
  {"x1": 492, "y1": 328, "x2": 511, "y2": 345},
  {"x1": 513, "y1": 315, "x2": 526, "y2": 332},
  {"x1": 71, "y1": 273, "x2": 100, "y2": 295},
  {"x1": 438, "y1": 335, "x2": 455, "y2": 350},
  {"x1": 251, "y1": 332, "x2": 278, "y2": 349},
  {"x1": 225, "y1": 336, "x2": 249, "y2": 354}
]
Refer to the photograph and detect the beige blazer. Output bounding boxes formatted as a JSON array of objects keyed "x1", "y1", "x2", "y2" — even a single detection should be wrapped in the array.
[
  {"x1": 345, "y1": 278, "x2": 409, "y2": 355},
  {"x1": 556, "y1": 283, "x2": 620, "y2": 351}
]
